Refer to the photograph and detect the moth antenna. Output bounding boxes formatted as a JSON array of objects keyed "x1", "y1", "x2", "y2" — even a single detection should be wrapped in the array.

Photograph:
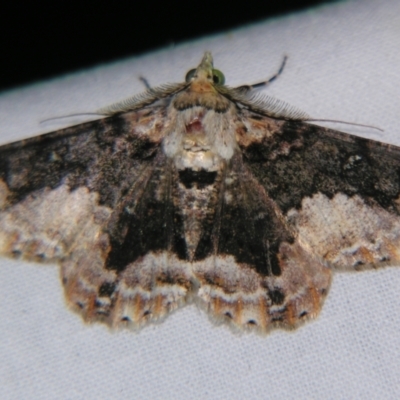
[
  {"x1": 235, "y1": 55, "x2": 288, "y2": 93},
  {"x1": 40, "y1": 112, "x2": 106, "y2": 124},
  {"x1": 305, "y1": 119, "x2": 384, "y2": 132}
]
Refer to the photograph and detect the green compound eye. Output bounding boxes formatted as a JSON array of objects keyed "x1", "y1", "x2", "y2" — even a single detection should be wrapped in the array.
[
  {"x1": 212, "y1": 69, "x2": 225, "y2": 85},
  {"x1": 185, "y1": 69, "x2": 196, "y2": 82}
]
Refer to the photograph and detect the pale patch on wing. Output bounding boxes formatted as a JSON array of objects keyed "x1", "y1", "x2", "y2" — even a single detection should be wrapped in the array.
[
  {"x1": 122, "y1": 108, "x2": 167, "y2": 142},
  {"x1": 236, "y1": 112, "x2": 284, "y2": 146},
  {"x1": 0, "y1": 182, "x2": 112, "y2": 262},
  {"x1": 287, "y1": 192, "x2": 400, "y2": 269}
]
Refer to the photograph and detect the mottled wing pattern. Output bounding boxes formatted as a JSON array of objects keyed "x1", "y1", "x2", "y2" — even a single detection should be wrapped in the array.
[
  {"x1": 2, "y1": 52, "x2": 399, "y2": 334},
  {"x1": 191, "y1": 151, "x2": 331, "y2": 329},
  {"x1": 238, "y1": 115, "x2": 400, "y2": 270},
  {"x1": 0, "y1": 111, "x2": 332, "y2": 331},
  {"x1": 0, "y1": 108, "x2": 195, "y2": 325}
]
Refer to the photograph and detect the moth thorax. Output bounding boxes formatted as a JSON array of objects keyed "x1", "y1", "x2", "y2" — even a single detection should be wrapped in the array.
[{"x1": 174, "y1": 145, "x2": 222, "y2": 172}]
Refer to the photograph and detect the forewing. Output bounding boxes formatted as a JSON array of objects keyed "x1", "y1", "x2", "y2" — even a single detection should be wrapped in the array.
[
  {"x1": 0, "y1": 108, "x2": 194, "y2": 325},
  {"x1": 238, "y1": 114, "x2": 400, "y2": 270}
]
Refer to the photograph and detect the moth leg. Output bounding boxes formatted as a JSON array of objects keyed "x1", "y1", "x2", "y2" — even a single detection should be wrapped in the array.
[{"x1": 139, "y1": 76, "x2": 152, "y2": 90}]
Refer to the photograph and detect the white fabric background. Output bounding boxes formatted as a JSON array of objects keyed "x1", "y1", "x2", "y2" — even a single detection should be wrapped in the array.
[{"x1": 1, "y1": 0, "x2": 400, "y2": 398}]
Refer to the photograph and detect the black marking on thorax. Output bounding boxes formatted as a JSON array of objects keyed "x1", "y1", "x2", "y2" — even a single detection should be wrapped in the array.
[{"x1": 178, "y1": 169, "x2": 218, "y2": 189}]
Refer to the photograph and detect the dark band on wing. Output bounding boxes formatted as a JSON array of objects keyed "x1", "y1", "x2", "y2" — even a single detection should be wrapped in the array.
[
  {"x1": 241, "y1": 120, "x2": 400, "y2": 213},
  {"x1": 0, "y1": 114, "x2": 162, "y2": 209}
]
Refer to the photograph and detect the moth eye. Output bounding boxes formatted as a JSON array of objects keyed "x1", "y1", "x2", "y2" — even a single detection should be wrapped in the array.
[
  {"x1": 185, "y1": 68, "x2": 196, "y2": 82},
  {"x1": 212, "y1": 69, "x2": 225, "y2": 85}
]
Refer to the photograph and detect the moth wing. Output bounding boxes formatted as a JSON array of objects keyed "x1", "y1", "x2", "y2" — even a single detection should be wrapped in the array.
[
  {"x1": 0, "y1": 108, "x2": 194, "y2": 325},
  {"x1": 192, "y1": 152, "x2": 331, "y2": 331},
  {"x1": 238, "y1": 113, "x2": 400, "y2": 270},
  {"x1": 0, "y1": 108, "x2": 165, "y2": 258}
]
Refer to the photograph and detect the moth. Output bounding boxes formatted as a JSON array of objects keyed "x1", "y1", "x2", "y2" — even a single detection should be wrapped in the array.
[{"x1": 1, "y1": 52, "x2": 399, "y2": 333}]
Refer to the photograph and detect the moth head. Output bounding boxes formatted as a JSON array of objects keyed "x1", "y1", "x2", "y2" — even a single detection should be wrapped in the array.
[{"x1": 185, "y1": 52, "x2": 225, "y2": 86}]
